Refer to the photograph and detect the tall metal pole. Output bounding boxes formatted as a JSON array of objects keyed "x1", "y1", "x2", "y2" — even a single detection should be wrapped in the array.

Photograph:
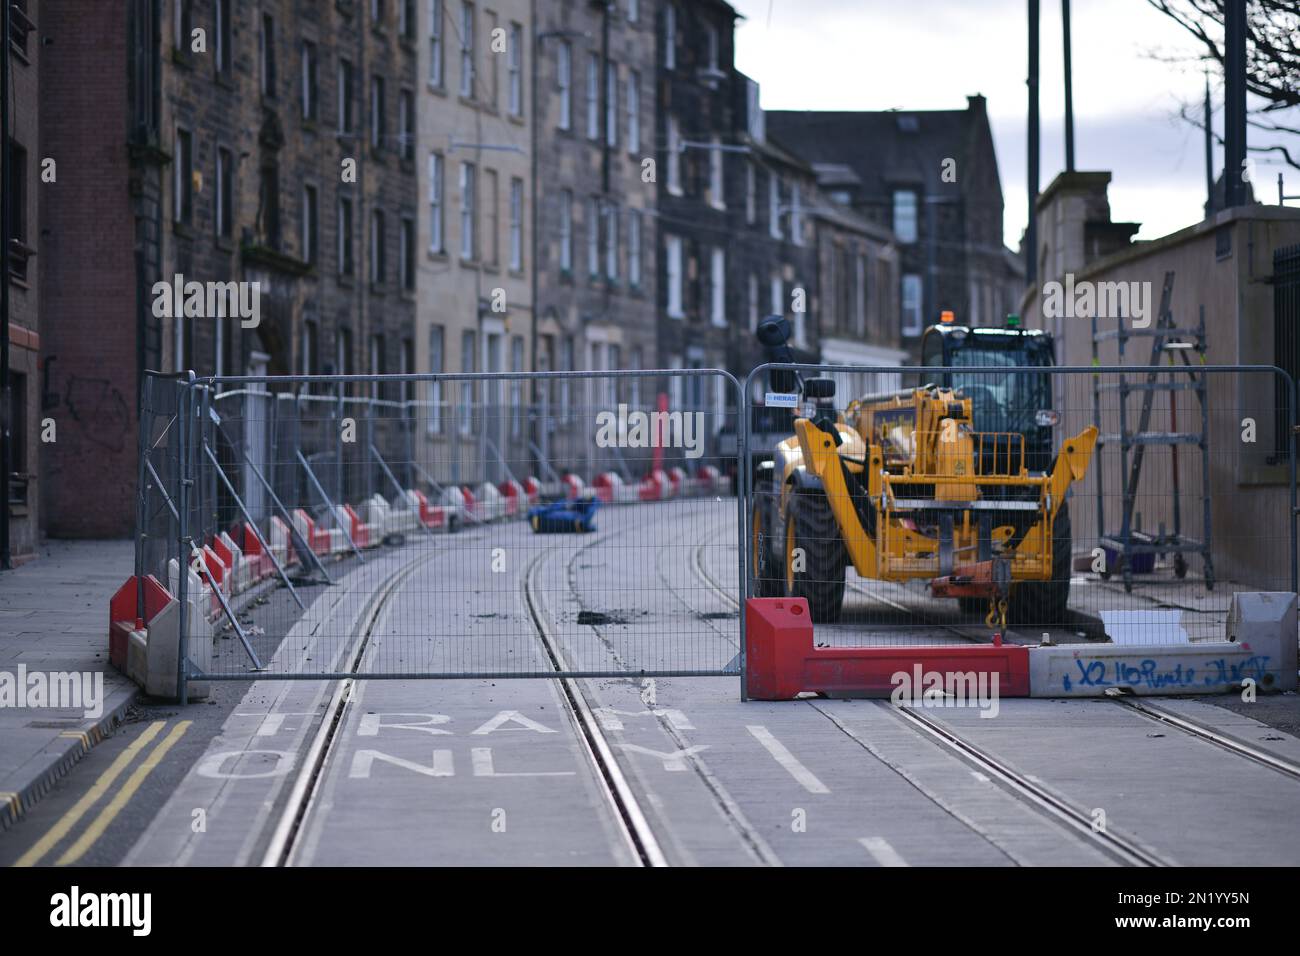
[
  {"x1": 1223, "y1": 0, "x2": 1246, "y2": 208},
  {"x1": 1026, "y1": 0, "x2": 1040, "y2": 287},
  {"x1": 1204, "y1": 73, "x2": 1215, "y2": 214},
  {"x1": 0, "y1": 0, "x2": 12, "y2": 569},
  {"x1": 1062, "y1": 0, "x2": 1075, "y2": 172}
]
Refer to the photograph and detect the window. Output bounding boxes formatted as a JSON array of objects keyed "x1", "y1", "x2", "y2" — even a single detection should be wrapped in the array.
[
  {"x1": 484, "y1": 12, "x2": 499, "y2": 108},
  {"x1": 629, "y1": 346, "x2": 643, "y2": 408},
  {"x1": 301, "y1": 184, "x2": 318, "y2": 264},
  {"x1": 747, "y1": 273, "x2": 759, "y2": 329},
  {"x1": 370, "y1": 209, "x2": 386, "y2": 284},
  {"x1": 215, "y1": 0, "x2": 232, "y2": 74},
  {"x1": 627, "y1": 210, "x2": 641, "y2": 287},
  {"x1": 770, "y1": 274, "x2": 783, "y2": 316},
  {"x1": 259, "y1": 161, "x2": 281, "y2": 251},
  {"x1": 710, "y1": 248, "x2": 726, "y2": 327},
  {"x1": 604, "y1": 203, "x2": 619, "y2": 280},
  {"x1": 174, "y1": 0, "x2": 192, "y2": 53},
  {"x1": 560, "y1": 336, "x2": 574, "y2": 424},
  {"x1": 427, "y1": 325, "x2": 445, "y2": 433},
  {"x1": 510, "y1": 336, "x2": 525, "y2": 437},
  {"x1": 664, "y1": 3, "x2": 676, "y2": 70},
  {"x1": 509, "y1": 177, "x2": 523, "y2": 272},
  {"x1": 301, "y1": 320, "x2": 318, "y2": 377},
  {"x1": 768, "y1": 173, "x2": 781, "y2": 239},
  {"x1": 459, "y1": 162, "x2": 476, "y2": 260},
  {"x1": 260, "y1": 14, "x2": 276, "y2": 97},
  {"x1": 855, "y1": 255, "x2": 867, "y2": 335},
  {"x1": 173, "y1": 128, "x2": 193, "y2": 225},
  {"x1": 558, "y1": 189, "x2": 573, "y2": 272},
  {"x1": 402, "y1": 337, "x2": 416, "y2": 404},
  {"x1": 705, "y1": 23, "x2": 719, "y2": 71},
  {"x1": 215, "y1": 147, "x2": 233, "y2": 239},
  {"x1": 901, "y1": 273, "x2": 923, "y2": 336},
  {"x1": 665, "y1": 235, "x2": 683, "y2": 318},
  {"x1": 6, "y1": 141, "x2": 25, "y2": 280},
  {"x1": 428, "y1": 153, "x2": 444, "y2": 252},
  {"x1": 585, "y1": 197, "x2": 599, "y2": 276},
  {"x1": 585, "y1": 54, "x2": 599, "y2": 140},
  {"x1": 893, "y1": 189, "x2": 918, "y2": 244},
  {"x1": 605, "y1": 61, "x2": 618, "y2": 147},
  {"x1": 301, "y1": 41, "x2": 318, "y2": 121},
  {"x1": 370, "y1": 75, "x2": 386, "y2": 151},
  {"x1": 371, "y1": 0, "x2": 385, "y2": 26},
  {"x1": 626, "y1": 70, "x2": 640, "y2": 153},
  {"x1": 508, "y1": 22, "x2": 523, "y2": 117},
  {"x1": 399, "y1": 89, "x2": 415, "y2": 160},
  {"x1": 400, "y1": 0, "x2": 416, "y2": 40},
  {"x1": 369, "y1": 333, "x2": 385, "y2": 400},
  {"x1": 791, "y1": 182, "x2": 803, "y2": 245},
  {"x1": 338, "y1": 195, "x2": 355, "y2": 277},
  {"x1": 708, "y1": 137, "x2": 724, "y2": 209},
  {"x1": 483, "y1": 169, "x2": 499, "y2": 267},
  {"x1": 428, "y1": 0, "x2": 444, "y2": 87},
  {"x1": 666, "y1": 115, "x2": 681, "y2": 194},
  {"x1": 556, "y1": 42, "x2": 572, "y2": 131},
  {"x1": 338, "y1": 327, "x2": 354, "y2": 381},
  {"x1": 338, "y1": 59, "x2": 355, "y2": 133},
  {"x1": 400, "y1": 216, "x2": 415, "y2": 290},
  {"x1": 628, "y1": 0, "x2": 639, "y2": 24},
  {"x1": 459, "y1": 2, "x2": 475, "y2": 98},
  {"x1": 459, "y1": 330, "x2": 476, "y2": 434}
]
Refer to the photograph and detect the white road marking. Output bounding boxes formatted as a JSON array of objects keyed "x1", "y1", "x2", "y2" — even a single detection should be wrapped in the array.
[
  {"x1": 595, "y1": 706, "x2": 695, "y2": 732},
  {"x1": 616, "y1": 743, "x2": 710, "y2": 771},
  {"x1": 470, "y1": 748, "x2": 576, "y2": 777},
  {"x1": 470, "y1": 710, "x2": 558, "y2": 735},
  {"x1": 357, "y1": 712, "x2": 453, "y2": 736},
  {"x1": 348, "y1": 749, "x2": 454, "y2": 778},
  {"x1": 859, "y1": 837, "x2": 909, "y2": 867},
  {"x1": 746, "y1": 725, "x2": 831, "y2": 794}
]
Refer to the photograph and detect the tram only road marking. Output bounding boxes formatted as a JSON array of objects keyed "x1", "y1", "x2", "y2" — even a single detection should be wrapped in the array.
[{"x1": 746, "y1": 725, "x2": 831, "y2": 794}]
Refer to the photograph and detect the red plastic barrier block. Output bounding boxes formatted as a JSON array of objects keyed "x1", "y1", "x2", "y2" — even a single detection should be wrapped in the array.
[
  {"x1": 108, "y1": 575, "x2": 173, "y2": 670},
  {"x1": 745, "y1": 597, "x2": 1030, "y2": 700},
  {"x1": 343, "y1": 504, "x2": 370, "y2": 549}
]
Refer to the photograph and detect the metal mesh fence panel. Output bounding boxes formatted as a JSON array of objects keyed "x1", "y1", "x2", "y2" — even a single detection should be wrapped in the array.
[{"x1": 153, "y1": 370, "x2": 742, "y2": 685}]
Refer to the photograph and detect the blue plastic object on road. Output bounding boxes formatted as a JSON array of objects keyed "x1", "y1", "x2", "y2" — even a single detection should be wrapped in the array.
[{"x1": 528, "y1": 497, "x2": 599, "y2": 533}]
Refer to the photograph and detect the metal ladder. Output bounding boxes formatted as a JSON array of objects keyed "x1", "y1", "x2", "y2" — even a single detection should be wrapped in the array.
[{"x1": 1090, "y1": 271, "x2": 1215, "y2": 592}]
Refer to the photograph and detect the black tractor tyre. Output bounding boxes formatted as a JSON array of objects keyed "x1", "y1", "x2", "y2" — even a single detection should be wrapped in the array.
[
  {"x1": 783, "y1": 489, "x2": 847, "y2": 624},
  {"x1": 1007, "y1": 501, "x2": 1072, "y2": 629},
  {"x1": 750, "y1": 485, "x2": 784, "y2": 598}
]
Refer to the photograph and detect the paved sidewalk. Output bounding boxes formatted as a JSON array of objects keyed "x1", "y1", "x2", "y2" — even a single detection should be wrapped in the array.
[{"x1": 0, "y1": 539, "x2": 137, "y2": 828}]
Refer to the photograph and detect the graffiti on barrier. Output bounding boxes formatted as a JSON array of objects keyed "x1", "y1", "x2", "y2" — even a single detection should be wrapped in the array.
[{"x1": 1061, "y1": 655, "x2": 1273, "y2": 692}]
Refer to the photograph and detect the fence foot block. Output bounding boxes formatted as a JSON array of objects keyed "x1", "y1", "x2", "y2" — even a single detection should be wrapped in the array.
[{"x1": 745, "y1": 597, "x2": 1030, "y2": 700}]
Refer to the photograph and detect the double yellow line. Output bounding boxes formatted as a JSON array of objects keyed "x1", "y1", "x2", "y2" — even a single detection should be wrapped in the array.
[{"x1": 13, "y1": 719, "x2": 191, "y2": 867}]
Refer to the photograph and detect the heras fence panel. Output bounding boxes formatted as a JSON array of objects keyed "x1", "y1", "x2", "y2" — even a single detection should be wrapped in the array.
[
  {"x1": 740, "y1": 362, "x2": 1296, "y2": 667},
  {"x1": 153, "y1": 370, "x2": 744, "y2": 694}
]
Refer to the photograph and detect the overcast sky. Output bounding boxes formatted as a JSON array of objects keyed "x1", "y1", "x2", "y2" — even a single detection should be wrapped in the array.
[{"x1": 731, "y1": 0, "x2": 1297, "y2": 250}]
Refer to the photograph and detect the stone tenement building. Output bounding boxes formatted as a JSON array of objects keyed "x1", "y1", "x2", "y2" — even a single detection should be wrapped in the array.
[
  {"x1": 40, "y1": 0, "x2": 419, "y2": 536},
  {"x1": 656, "y1": 0, "x2": 819, "y2": 438},
  {"x1": 416, "y1": 0, "x2": 533, "y2": 488},
  {"x1": 767, "y1": 96, "x2": 1025, "y2": 355},
  {"x1": 532, "y1": 0, "x2": 657, "y2": 479}
]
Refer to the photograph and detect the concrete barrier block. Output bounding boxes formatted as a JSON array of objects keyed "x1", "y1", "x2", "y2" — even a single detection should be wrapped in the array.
[
  {"x1": 1226, "y1": 591, "x2": 1298, "y2": 692},
  {"x1": 1028, "y1": 641, "x2": 1289, "y2": 697}
]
